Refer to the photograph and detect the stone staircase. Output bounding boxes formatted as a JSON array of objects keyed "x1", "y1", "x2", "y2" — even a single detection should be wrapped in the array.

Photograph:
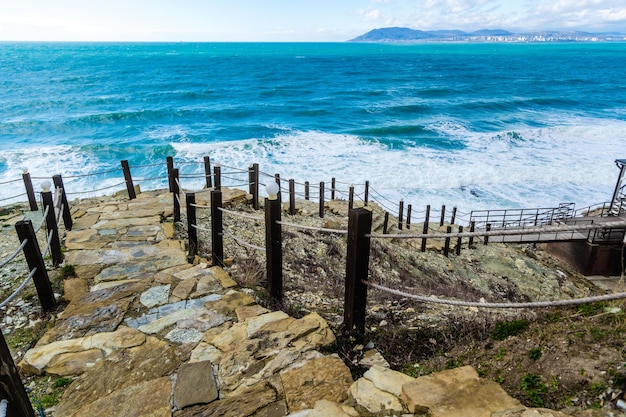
[{"x1": 16, "y1": 190, "x2": 584, "y2": 417}]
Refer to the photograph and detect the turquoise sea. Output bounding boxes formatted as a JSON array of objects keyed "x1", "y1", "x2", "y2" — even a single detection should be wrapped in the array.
[{"x1": 0, "y1": 42, "x2": 625, "y2": 212}]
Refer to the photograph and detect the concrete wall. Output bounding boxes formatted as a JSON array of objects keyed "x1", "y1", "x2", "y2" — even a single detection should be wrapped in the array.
[{"x1": 542, "y1": 241, "x2": 624, "y2": 276}]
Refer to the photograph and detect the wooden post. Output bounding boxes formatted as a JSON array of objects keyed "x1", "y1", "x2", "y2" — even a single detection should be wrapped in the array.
[
  {"x1": 456, "y1": 225, "x2": 464, "y2": 255},
  {"x1": 469, "y1": 221, "x2": 476, "y2": 248},
  {"x1": 214, "y1": 165, "x2": 221, "y2": 190},
  {"x1": 406, "y1": 204, "x2": 412, "y2": 230},
  {"x1": 166, "y1": 156, "x2": 174, "y2": 192},
  {"x1": 444, "y1": 225, "x2": 452, "y2": 257},
  {"x1": 398, "y1": 200, "x2": 404, "y2": 230},
  {"x1": 41, "y1": 190, "x2": 62, "y2": 267},
  {"x1": 383, "y1": 212, "x2": 389, "y2": 234},
  {"x1": 204, "y1": 156, "x2": 212, "y2": 188},
  {"x1": 319, "y1": 181, "x2": 325, "y2": 218},
  {"x1": 252, "y1": 163, "x2": 259, "y2": 210},
  {"x1": 52, "y1": 174, "x2": 73, "y2": 231},
  {"x1": 344, "y1": 207, "x2": 372, "y2": 338},
  {"x1": 15, "y1": 220, "x2": 56, "y2": 312},
  {"x1": 0, "y1": 329, "x2": 36, "y2": 417},
  {"x1": 22, "y1": 170, "x2": 38, "y2": 211},
  {"x1": 349, "y1": 185, "x2": 354, "y2": 210},
  {"x1": 451, "y1": 206, "x2": 457, "y2": 225},
  {"x1": 186, "y1": 193, "x2": 197, "y2": 261},
  {"x1": 120, "y1": 160, "x2": 136, "y2": 200},
  {"x1": 331, "y1": 177, "x2": 336, "y2": 200},
  {"x1": 248, "y1": 165, "x2": 254, "y2": 197},
  {"x1": 274, "y1": 174, "x2": 281, "y2": 200},
  {"x1": 364, "y1": 181, "x2": 369, "y2": 206},
  {"x1": 484, "y1": 223, "x2": 491, "y2": 245},
  {"x1": 211, "y1": 189, "x2": 224, "y2": 267},
  {"x1": 304, "y1": 181, "x2": 310, "y2": 200},
  {"x1": 265, "y1": 194, "x2": 283, "y2": 302},
  {"x1": 172, "y1": 168, "x2": 180, "y2": 223},
  {"x1": 421, "y1": 205, "x2": 430, "y2": 252},
  {"x1": 289, "y1": 179, "x2": 296, "y2": 215},
  {"x1": 440, "y1": 205, "x2": 446, "y2": 227}
]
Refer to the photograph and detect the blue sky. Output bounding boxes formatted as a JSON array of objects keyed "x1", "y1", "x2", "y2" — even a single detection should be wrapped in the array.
[{"x1": 1, "y1": 0, "x2": 625, "y2": 42}]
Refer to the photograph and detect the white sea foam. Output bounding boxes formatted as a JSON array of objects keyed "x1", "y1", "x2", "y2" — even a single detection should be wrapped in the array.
[{"x1": 0, "y1": 118, "x2": 623, "y2": 217}]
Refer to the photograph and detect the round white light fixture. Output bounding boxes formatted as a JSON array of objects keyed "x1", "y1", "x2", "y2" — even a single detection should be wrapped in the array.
[
  {"x1": 41, "y1": 180, "x2": 52, "y2": 192},
  {"x1": 266, "y1": 181, "x2": 280, "y2": 200}
]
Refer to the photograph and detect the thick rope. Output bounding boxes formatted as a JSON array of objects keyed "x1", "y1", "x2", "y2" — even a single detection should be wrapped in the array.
[
  {"x1": 365, "y1": 281, "x2": 626, "y2": 309},
  {"x1": 222, "y1": 228, "x2": 265, "y2": 252},
  {"x1": 0, "y1": 240, "x2": 27, "y2": 269},
  {"x1": 218, "y1": 207, "x2": 263, "y2": 222},
  {"x1": 276, "y1": 220, "x2": 348, "y2": 235},
  {"x1": 0, "y1": 267, "x2": 37, "y2": 309}
]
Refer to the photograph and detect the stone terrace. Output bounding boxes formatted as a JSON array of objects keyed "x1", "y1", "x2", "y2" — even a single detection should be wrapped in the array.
[{"x1": 16, "y1": 190, "x2": 576, "y2": 417}]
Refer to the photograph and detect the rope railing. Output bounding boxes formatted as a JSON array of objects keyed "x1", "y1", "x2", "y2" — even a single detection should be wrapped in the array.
[
  {"x1": 34, "y1": 205, "x2": 50, "y2": 233},
  {"x1": 276, "y1": 220, "x2": 349, "y2": 235},
  {"x1": 217, "y1": 207, "x2": 264, "y2": 222},
  {"x1": 0, "y1": 267, "x2": 38, "y2": 309},
  {"x1": 222, "y1": 228, "x2": 265, "y2": 252},
  {"x1": 0, "y1": 240, "x2": 27, "y2": 269},
  {"x1": 0, "y1": 177, "x2": 23, "y2": 185},
  {"x1": 65, "y1": 181, "x2": 127, "y2": 195},
  {"x1": 0, "y1": 192, "x2": 27, "y2": 203},
  {"x1": 58, "y1": 167, "x2": 123, "y2": 178},
  {"x1": 365, "y1": 281, "x2": 626, "y2": 309},
  {"x1": 128, "y1": 161, "x2": 166, "y2": 169}
]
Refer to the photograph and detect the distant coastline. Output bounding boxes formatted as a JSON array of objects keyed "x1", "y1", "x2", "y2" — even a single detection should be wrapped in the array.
[{"x1": 349, "y1": 27, "x2": 626, "y2": 43}]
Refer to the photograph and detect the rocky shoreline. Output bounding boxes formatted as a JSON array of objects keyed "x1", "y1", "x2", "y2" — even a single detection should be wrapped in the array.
[{"x1": 0, "y1": 189, "x2": 625, "y2": 416}]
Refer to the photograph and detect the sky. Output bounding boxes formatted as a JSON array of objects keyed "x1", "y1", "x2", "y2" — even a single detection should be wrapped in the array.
[{"x1": 1, "y1": 0, "x2": 626, "y2": 42}]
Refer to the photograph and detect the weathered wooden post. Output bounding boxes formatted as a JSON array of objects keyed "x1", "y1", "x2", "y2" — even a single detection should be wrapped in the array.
[
  {"x1": 274, "y1": 174, "x2": 281, "y2": 200},
  {"x1": 213, "y1": 165, "x2": 221, "y2": 190},
  {"x1": 349, "y1": 185, "x2": 354, "y2": 210},
  {"x1": 319, "y1": 181, "x2": 325, "y2": 218},
  {"x1": 211, "y1": 189, "x2": 224, "y2": 267},
  {"x1": 172, "y1": 168, "x2": 180, "y2": 223},
  {"x1": 469, "y1": 221, "x2": 476, "y2": 248},
  {"x1": 166, "y1": 156, "x2": 174, "y2": 192},
  {"x1": 451, "y1": 206, "x2": 457, "y2": 225},
  {"x1": 305, "y1": 181, "x2": 310, "y2": 201},
  {"x1": 120, "y1": 160, "x2": 136, "y2": 200},
  {"x1": 421, "y1": 205, "x2": 430, "y2": 252},
  {"x1": 21, "y1": 168, "x2": 38, "y2": 211},
  {"x1": 383, "y1": 212, "x2": 389, "y2": 234},
  {"x1": 0, "y1": 329, "x2": 36, "y2": 417},
  {"x1": 204, "y1": 156, "x2": 212, "y2": 188},
  {"x1": 251, "y1": 163, "x2": 259, "y2": 210},
  {"x1": 440, "y1": 205, "x2": 446, "y2": 227},
  {"x1": 289, "y1": 179, "x2": 296, "y2": 215},
  {"x1": 52, "y1": 174, "x2": 73, "y2": 231},
  {"x1": 14, "y1": 220, "x2": 56, "y2": 312},
  {"x1": 456, "y1": 225, "x2": 464, "y2": 255},
  {"x1": 41, "y1": 184, "x2": 62, "y2": 267},
  {"x1": 265, "y1": 181, "x2": 282, "y2": 302},
  {"x1": 364, "y1": 181, "x2": 369, "y2": 206},
  {"x1": 406, "y1": 204, "x2": 412, "y2": 230},
  {"x1": 344, "y1": 207, "x2": 372, "y2": 338},
  {"x1": 484, "y1": 223, "x2": 491, "y2": 245},
  {"x1": 444, "y1": 225, "x2": 452, "y2": 257},
  {"x1": 186, "y1": 193, "x2": 197, "y2": 261},
  {"x1": 398, "y1": 200, "x2": 404, "y2": 230},
  {"x1": 331, "y1": 177, "x2": 336, "y2": 200}
]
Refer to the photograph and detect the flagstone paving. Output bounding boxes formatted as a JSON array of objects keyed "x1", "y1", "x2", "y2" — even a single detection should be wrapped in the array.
[{"x1": 17, "y1": 190, "x2": 574, "y2": 417}]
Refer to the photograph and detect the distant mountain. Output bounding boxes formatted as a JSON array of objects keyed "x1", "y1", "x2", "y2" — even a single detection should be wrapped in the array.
[{"x1": 349, "y1": 27, "x2": 626, "y2": 42}]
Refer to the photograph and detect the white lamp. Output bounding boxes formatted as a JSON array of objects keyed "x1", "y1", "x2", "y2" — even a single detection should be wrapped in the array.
[
  {"x1": 266, "y1": 181, "x2": 280, "y2": 200},
  {"x1": 41, "y1": 180, "x2": 51, "y2": 192}
]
